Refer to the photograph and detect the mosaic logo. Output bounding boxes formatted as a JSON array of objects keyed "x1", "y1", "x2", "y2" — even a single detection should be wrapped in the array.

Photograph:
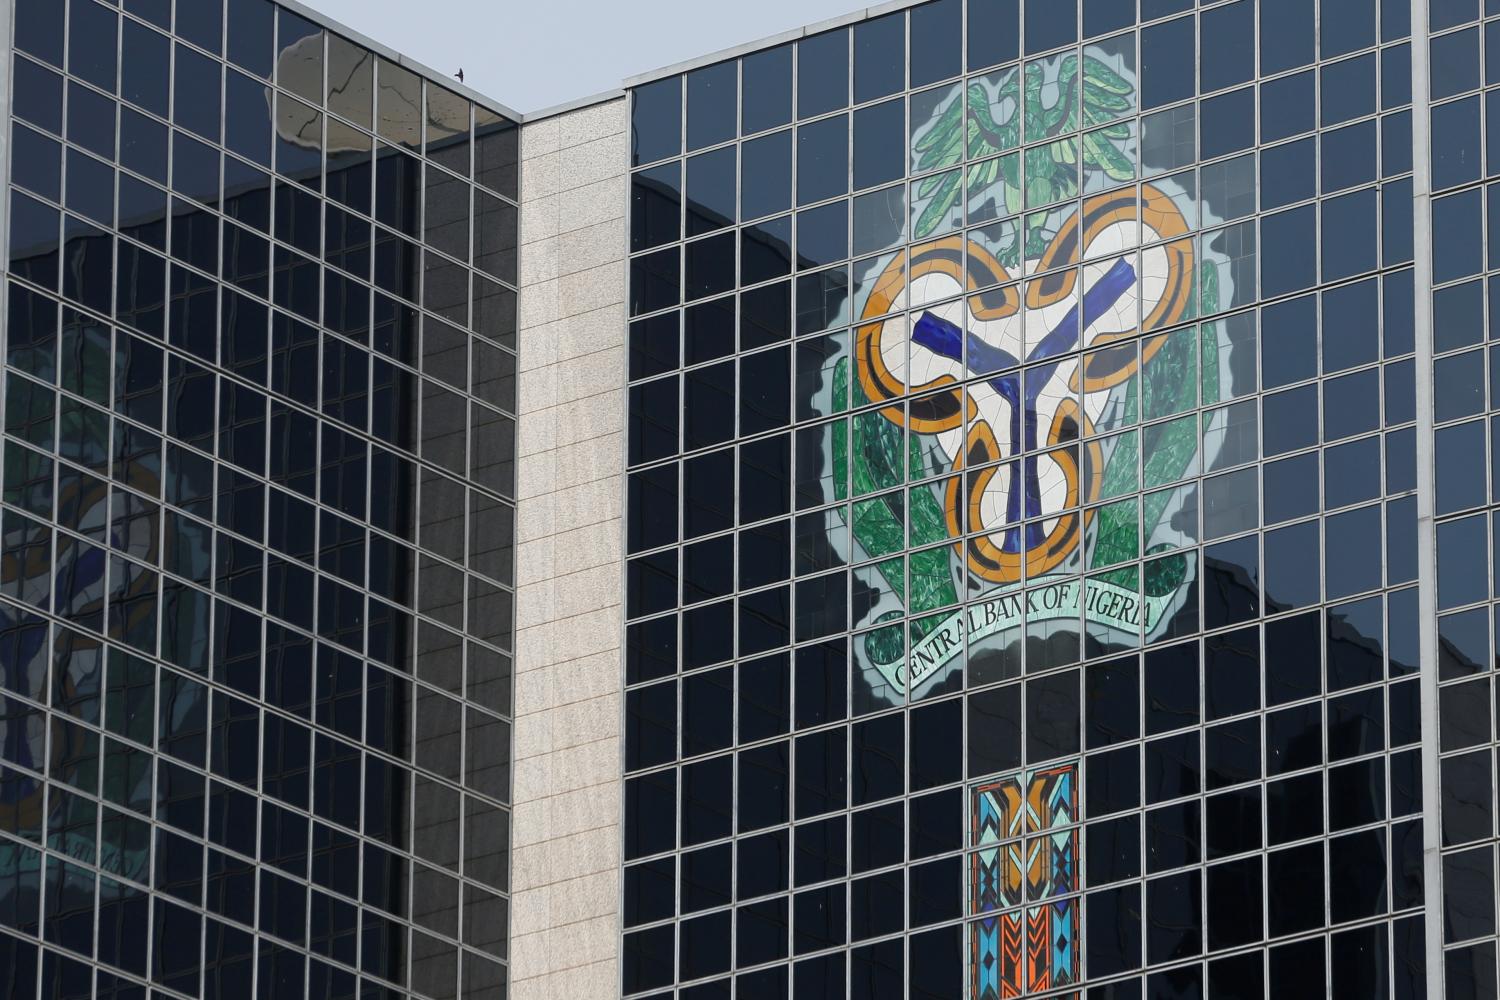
[{"x1": 835, "y1": 49, "x2": 1236, "y2": 697}]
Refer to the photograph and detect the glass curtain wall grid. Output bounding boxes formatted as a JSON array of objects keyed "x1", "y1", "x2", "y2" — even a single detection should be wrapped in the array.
[
  {"x1": 1424, "y1": 1, "x2": 1500, "y2": 997},
  {"x1": 623, "y1": 0, "x2": 1428, "y2": 997},
  {"x1": 0, "y1": 1, "x2": 520, "y2": 999}
]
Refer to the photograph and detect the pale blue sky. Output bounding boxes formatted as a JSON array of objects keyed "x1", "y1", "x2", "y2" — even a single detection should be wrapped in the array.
[{"x1": 309, "y1": 0, "x2": 867, "y2": 114}]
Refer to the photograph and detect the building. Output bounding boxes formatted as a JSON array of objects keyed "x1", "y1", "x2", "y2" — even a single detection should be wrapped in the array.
[
  {"x1": 2, "y1": 0, "x2": 1498, "y2": 998},
  {"x1": 0, "y1": 0, "x2": 520, "y2": 997}
]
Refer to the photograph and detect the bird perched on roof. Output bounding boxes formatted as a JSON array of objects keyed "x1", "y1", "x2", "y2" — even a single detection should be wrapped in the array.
[{"x1": 455, "y1": 68, "x2": 465, "y2": 83}]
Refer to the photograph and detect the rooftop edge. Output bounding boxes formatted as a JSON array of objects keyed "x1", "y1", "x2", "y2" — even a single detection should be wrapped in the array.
[
  {"x1": 279, "y1": 0, "x2": 528, "y2": 122},
  {"x1": 620, "y1": 0, "x2": 927, "y2": 89}
]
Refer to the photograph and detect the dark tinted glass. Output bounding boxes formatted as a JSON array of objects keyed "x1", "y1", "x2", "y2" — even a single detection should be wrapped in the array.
[
  {"x1": 68, "y1": 0, "x2": 118, "y2": 93},
  {"x1": 175, "y1": 45, "x2": 224, "y2": 143},
  {"x1": 855, "y1": 14, "x2": 905, "y2": 103},
  {"x1": 1201, "y1": 0, "x2": 1254, "y2": 93},
  {"x1": 799, "y1": 30, "x2": 850, "y2": 118},
  {"x1": 687, "y1": 148, "x2": 736, "y2": 236},
  {"x1": 1261, "y1": 137, "x2": 1315, "y2": 211},
  {"x1": 177, "y1": 0, "x2": 224, "y2": 53},
  {"x1": 633, "y1": 77, "x2": 681, "y2": 166},
  {"x1": 742, "y1": 131, "x2": 793, "y2": 221},
  {"x1": 969, "y1": 0, "x2": 1020, "y2": 69},
  {"x1": 14, "y1": 58, "x2": 63, "y2": 146},
  {"x1": 66, "y1": 81, "x2": 116, "y2": 160},
  {"x1": 1432, "y1": 0, "x2": 1479, "y2": 29},
  {"x1": 1322, "y1": 54, "x2": 1378, "y2": 127},
  {"x1": 854, "y1": 100, "x2": 905, "y2": 190},
  {"x1": 796, "y1": 203, "x2": 848, "y2": 270},
  {"x1": 910, "y1": 0, "x2": 960, "y2": 86},
  {"x1": 1026, "y1": 0, "x2": 1078, "y2": 53},
  {"x1": 1260, "y1": 206, "x2": 1317, "y2": 298},
  {"x1": 743, "y1": 46, "x2": 793, "y2": 134},
  {"x1": 1262, "y1": 0, "x2": 1315, "y2": 73},
  {"x1": 16, "y1": 0, "x2": 64, "y2": 66},
  {"x1": 1433, "y1": 26, "x2": 1482, "y2": 100},
  {"x1": 228, "y1": 0, "x2": 276, "y2": 77},
  {"x1": 687, "y1": 61, "x2": 736, "y2": 152},
  {"x1": 1432, "y1": 94, "x2": 1481, "y2": 190},
  {"x1": 1142, "y1": 17, "x2": 1195, "y2": 109},
  {"x1": 1201, "y1": 88, "x2": 1254, "y2": 159},
  {"x1": 12, "y1": 125, "x2": 61, "y2": 202},
  {"x1": 797, "y1": 117, "x2": 850, "y2": 206}
]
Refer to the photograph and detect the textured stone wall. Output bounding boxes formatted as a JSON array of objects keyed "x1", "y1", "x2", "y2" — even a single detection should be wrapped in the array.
[{"x1": 510, "y1": 96, "x2": 627, "y2": 1000}]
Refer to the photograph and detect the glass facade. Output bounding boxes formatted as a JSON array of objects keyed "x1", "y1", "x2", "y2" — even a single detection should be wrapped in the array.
[
  {"x1": 0, "y1": 0, "x2": 519, "y2": 998},
  {"x1": 1429, "y1": 2, "x2": 1500, "y2": 997},
  {"x1": 14, "y1": 0, "x2": 1500, "y2": 997},
  {"x1": 623, "y1": 0, "x2": 1432, "y2": 997}
]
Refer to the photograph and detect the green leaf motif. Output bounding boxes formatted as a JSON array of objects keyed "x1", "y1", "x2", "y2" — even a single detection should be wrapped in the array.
[
  {"x1": 908, "y1": 481, "x2": 951, "y2": 549},
  {"x1": 1090, "y1": 497, "x2": 1139, "y2": 569},
  {"x1": 914, "y1": 170, "x2": 963, "y2": 239},
  {"x1": 833, "y1": 350, "x2": 850, "y2": 413},
  {"x1": 1083, "y1": 93, "x2": 1135, "y2": 125},
  {"x1": 1083, "y1": 56, "x2": 1133, "y2": 95},
  {"x1": 909, "y1": 610, "x2": 949, "y2": 648},
  {"x1": 853, "y1": 495, "x2": 905, "y2": 560},
  {"x1": 913, "y1": 90, "x2": 965, "y2": 175},
  {"x1": 1143, "y1": 423, "x2": 1196, "y2": 497},
  {"x1": 875, "y1": 556, "x2": 906, "y2": 604},
  {"x1": 965, "y1": 74, "x2": 1021, "y2": 160},
  {"x1": 1141, "y1": 486, "x2": 1175, "y2": 542},
  {"x1": 1200, "y1": 256, "x2": 1221, "y2": 317},
  {"x1": 1098, "y1": 431, "x2": 1139, "y2": 500},
  {"x1": 1141, "y1": 328, "x2": 1196, "y2": 421},
  {"x1": 967, "y1": 158, "x2": 999, "y2": 195},
  {"x1": 864, "y1": 621, "x2": 905, "y2": 667},
  {"x1": 1200, "y1": 322, "x2": 1222, "y2": 405},
  {"x1": 1008, "y1": 54, "x2": 1141, "y2": 195},
  {"x1": 852, "y1": 410, "x2": 903, "y2": 498},
  {"x1": 1136, "y1": 332, "x2": 1201, "y2": 521},
  {"x1": 1144, "y1": 552, "x2": 1189, "y2": 598},
  {"x1": 1081, "y1": 128, "x2": 1134, "y2": 182},
  {"x1": 909, "y1": 546, "x2": 957, "y2": 615},
  {"x1": 832, "y1": 368, "x2": 850, "y2": 504}
]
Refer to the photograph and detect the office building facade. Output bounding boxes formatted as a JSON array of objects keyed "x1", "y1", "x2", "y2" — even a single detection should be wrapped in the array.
[
  {"x1": 3, "y1": 0, "x2": 1500, "y2": 998},
  {"x1": 0, "y1": 0, "x2": 520, "y2": 997},
  {"x1": 619, "y1": 0, "x2": 1439, "y2": 998}
]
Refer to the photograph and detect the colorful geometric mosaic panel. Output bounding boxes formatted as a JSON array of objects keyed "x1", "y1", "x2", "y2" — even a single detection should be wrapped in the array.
[
  {"x1": 971, "y1": 900, "x2": 1082, "y2": 999},
  {"x1": 971, "y1": 763, "x2": 1081, "y2": 995},
  {"x1": 973, "y1": 773, "x2": 1025, "y2": 846},
  {"x1": 1026, "y1": 826, "x2": 1078, "y2": 900},
  {"x1": 971, "y1": 763, "x2": 1080, "y2": 904},
  {"x1": 973, "y1": 763, "x2": 1078, "y2": 844},
  {"x1": 972, "y1": 843, "x2": 1024, "y2": 911},
  {"x1": 1026, "y1": 763, "x2": 1078, "y2": 832}
]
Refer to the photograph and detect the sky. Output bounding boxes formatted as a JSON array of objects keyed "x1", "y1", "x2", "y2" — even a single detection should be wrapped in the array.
[{"x1": 309, "y1": 0, "x2": 868, "y2": 114}]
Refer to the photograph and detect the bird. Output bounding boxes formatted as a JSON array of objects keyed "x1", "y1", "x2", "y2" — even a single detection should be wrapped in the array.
[{"x1": 455, "y1": 68, "x2": 465, "y2": 83}]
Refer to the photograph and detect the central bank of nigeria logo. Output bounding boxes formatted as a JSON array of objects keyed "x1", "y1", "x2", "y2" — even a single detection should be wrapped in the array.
[{"x1": 855, "y1": 184, "x2": 1193, "y2": 586}]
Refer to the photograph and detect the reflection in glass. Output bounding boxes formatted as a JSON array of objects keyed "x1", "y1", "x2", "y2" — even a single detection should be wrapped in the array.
[
  {"x1": 426, "y1": 83, "x2": 471, "y2": 175},
  {"x1": 377, "y1": 57, "x2": 423, "y2": 150}
]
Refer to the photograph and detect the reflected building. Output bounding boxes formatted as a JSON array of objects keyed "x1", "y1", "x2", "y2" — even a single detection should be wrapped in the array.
[
  {"x1": 3, "y1": 0, "x2": 1500, "y2": 999},
  {"x1": 0, "y1": 0, "x2": 519, "y2": 997}
]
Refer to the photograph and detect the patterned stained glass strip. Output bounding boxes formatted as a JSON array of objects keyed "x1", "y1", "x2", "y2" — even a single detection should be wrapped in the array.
[
  {"x1": 1028, "y1": 899, "x2": 1081, "y2": 992},
  {"x1": 971, "y1": 762, "x2": 1081, "y2": 994},
  {"x1": 972, "y1": 773, "x2": 1024, "y2": 845},
  {"x1": 1026, "y1": 762, "x2": 1078, "y2": 832}
]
